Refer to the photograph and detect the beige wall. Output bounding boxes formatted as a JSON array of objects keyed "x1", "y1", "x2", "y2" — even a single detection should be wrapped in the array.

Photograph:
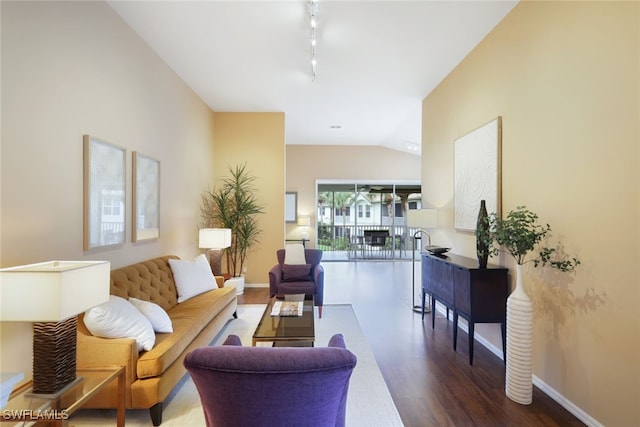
[
  {"x1": 212, "y1": 113, "x2": 285, "y2": 285},
  {"x1": 1, "y1": 2, "x2": 216, "y2": 379},
  {"x1": 422, "y1": 2, "x2": 639, "y2": 425},
  {"x1": 286, "y1": 145, "x2": 421, "y2": 245}
]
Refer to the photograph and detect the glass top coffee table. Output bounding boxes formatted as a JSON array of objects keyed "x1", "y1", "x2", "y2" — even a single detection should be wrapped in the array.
[{"x1": 252, "y1": 294, "x2": 315, "y2": 347}]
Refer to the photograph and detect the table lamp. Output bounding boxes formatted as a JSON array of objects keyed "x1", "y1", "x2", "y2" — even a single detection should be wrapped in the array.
[
  {"x1": 199, "y1": 228, "x2": 232, "y2": 276},
  {"x1": 406, "y1": 209, "x2": 438, "y2": 314},
  {"x1": 297, "y1": 215, "x2": 311, "y2": 240},
  {"x1": 0, "y1": 260, "x2": 110, "y2": 396}
]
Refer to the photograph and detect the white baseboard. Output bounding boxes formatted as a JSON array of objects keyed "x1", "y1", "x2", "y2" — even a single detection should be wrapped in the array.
[
  {"x1": 532, "y1": 376, "x2": 603, "y2": 427},
  {"x1": 432, "y1": 303, "x2": 602, "y2": 427},
  {"x1": 245, "y1": 283, "x2": 268, "y2": 288}
]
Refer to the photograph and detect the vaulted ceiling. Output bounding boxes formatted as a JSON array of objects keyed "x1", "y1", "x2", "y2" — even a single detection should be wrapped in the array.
[{"x1": 108, "y1": 1, "x2": 517, "y2": 155}]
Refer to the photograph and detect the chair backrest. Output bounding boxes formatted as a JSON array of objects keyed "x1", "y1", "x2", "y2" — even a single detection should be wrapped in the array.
[
  {"x1": 185, "y1": 334, "x2": 357, "y2": 427},
  {"x1": 363, "y1": 230, "x2": 389, "y2": 246},
  {"x1": 276, "y1": 248, "x2": 323, "y2": 267}
]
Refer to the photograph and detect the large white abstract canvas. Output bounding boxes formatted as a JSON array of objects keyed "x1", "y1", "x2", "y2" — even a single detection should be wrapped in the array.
[{"x1": 454, "y1": 117, "x2": 502, "y2": 231}]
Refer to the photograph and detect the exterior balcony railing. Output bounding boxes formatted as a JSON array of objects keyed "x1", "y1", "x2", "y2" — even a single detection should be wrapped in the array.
[{"x1": 316, "y1": 224, "x2": 425, "y2": 261}]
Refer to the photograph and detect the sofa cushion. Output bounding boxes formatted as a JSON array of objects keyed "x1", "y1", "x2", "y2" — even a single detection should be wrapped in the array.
[
  {"x1": 282, "y1": 264, "x2": 312, "y2": 282},
  {"x1": 169, "y1": 254, "x2": 219, "y2": 303},
  {"x1": 136, "y1": 285, "x2": 237, "y2": 379},
  {"x1": 84, "y1": 296, "x2": 156, "y2": 352},
  {"x1": 129, "y1": 297, "x2": 173, "y2": 333},
  {"x1": 277, "y1": 281, "x2": 317, "y2": 296},
  {"x1": 284, "y1": 244, "x2": 306, "y2": 265}
]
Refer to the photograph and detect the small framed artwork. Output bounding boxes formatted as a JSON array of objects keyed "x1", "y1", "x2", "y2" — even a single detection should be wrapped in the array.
[
  {"x1": 454, "y1": 117, "x2": 502, "y2": 231},
  {"x1": 285, "y1": 192, "x2": 297, "y2": 223},
  {"x1": 132, "y1": 152, "x2": 160, "y2": 242},
  {"x1": 83, "y1": 135, "x2": 126, "y2": 250}
]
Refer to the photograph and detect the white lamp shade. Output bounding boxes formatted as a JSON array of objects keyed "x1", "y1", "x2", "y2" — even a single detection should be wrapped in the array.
[
  {"x1": 199, "y1": 228, "x2": 232, "y2": 249},
  {"x1": 0, "y1": 260, "x2": 110, "y2": 322},
  {"x1": 407, "y1": 209, "x2": 438, "y2": 228},
  {"x1": 297, "y1": 216, "x2": 311, "y2": 226}
]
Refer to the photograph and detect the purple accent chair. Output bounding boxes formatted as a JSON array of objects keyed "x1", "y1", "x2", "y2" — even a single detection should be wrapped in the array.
[
  {"x1": 269, "y1": 249, "x2": 324, "y2": 317},
  {"x1": 184, "y1": 334, "x2": 357, "y2": 427}
]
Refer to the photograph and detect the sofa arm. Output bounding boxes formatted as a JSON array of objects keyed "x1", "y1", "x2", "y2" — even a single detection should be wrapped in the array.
[
  {"x1": 327, "y1": 333, "x2": 346, "y2": 349},
  {"x1": 313, "y1": 264, "x2": 324, "y2": 306},
  {"x1": 268, "y1": 264, "x2": 283, "y2": 297},
  {"x1": 77, "y1": 331, "x2": 139, "y2": 385}
]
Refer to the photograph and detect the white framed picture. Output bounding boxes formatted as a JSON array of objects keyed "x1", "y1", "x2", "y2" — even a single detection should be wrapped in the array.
[
  {"x1": 285, "y1": 192, "x2": 297, "y2": 223},
  {"x1": 454, "y1": 117, "x2": 502, "y2": 231},
  {"x1": 83, "y1": 135, "x2": 126, "y2": 250},
  {"x1": 132, "y1": 152, "x2": 160, "y2": 242}
]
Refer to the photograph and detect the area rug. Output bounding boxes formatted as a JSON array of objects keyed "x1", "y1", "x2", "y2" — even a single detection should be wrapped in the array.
[{"x1": 70, "y1": 304, "x2": 402, "y2": 426}]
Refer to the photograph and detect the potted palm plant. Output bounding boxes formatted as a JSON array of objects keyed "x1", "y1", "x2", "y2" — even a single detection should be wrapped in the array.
[
  {"x1": 480, "y1": 206, "x2": 580, "y2": 405},
  {"x1": 200, "y1": 163, "x2": 264, "y2": 294}
]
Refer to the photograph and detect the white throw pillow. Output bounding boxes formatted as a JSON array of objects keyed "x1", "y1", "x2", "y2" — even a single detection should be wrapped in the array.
[
  {"x1": 129, "y1": 297, "x2": 173, "y2": 333},
  {"x1": 169, "y1": 254, "x2": 218, "y2": 303},
  {"x1": 284, "y1": 244, "x2": 306, "y2": 265},
  {"x1": 84, "y1": 296, "x2": 156, "y2": 352}
]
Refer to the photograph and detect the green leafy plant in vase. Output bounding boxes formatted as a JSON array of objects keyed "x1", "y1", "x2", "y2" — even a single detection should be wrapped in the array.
[
  {"x1": 480, "y1": 206, "x2": 580, "y2": 405},
  {"x1": 200, "y1": 163, "x2": 265, "y2": 284},
  {"x1": 482, "y1": 206, "x2": 580, "y2": 272}
]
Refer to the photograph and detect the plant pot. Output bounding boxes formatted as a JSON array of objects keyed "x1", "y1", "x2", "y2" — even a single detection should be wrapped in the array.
[
  {"x1": 225, "y1": 276, "x2": 245, "y2": 295},
  {"x1": 505, "y1": 264, "x2": 533, "y2": 404}
]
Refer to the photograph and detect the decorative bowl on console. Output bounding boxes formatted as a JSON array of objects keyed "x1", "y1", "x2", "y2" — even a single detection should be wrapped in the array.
[{"x1": 424, "y1": 246, "x2": 450, "y2": 255}]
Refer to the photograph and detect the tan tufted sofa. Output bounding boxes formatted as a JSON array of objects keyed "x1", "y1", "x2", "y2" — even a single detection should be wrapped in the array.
[{"x1": 77, "y1": 255, "x2": 237, "y2": 426}]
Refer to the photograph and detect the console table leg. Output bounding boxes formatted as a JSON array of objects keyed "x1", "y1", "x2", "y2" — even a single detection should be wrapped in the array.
[
  {"x1": 453, "y1": 312, "x2": 458, "y2": 351},
  {"x1": 431, "y1": 298, "x2": 436, "y2": 329},
  {"x1": 501, "y1": 321, "x2": 507, "y2": 365},
  {"x1": 468, "y1": 322, "x2": 475, "y2": 365}
]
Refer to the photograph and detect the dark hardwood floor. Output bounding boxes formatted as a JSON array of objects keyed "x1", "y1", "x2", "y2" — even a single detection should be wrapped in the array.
[{"x1": 240, "y1": 261, "x2": 585, "y2": 427}]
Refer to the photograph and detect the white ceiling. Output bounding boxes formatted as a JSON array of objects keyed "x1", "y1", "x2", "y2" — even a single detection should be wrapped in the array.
[{"x1": 108, "y1": 1, "x2": 517, "y2": 155}]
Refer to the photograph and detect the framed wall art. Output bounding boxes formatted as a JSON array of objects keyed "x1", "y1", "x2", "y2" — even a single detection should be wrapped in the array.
[
  {"x1": 454, "y1": 117, "x2": 502, "y2": 231},
  {"x1": 285, "y1": 192, "x2": 297, "y2": 223},
  {"x1": 83, "y1": 135, "x2": 126, "y2": 250},
  {"x1": 132, "y1": 152, "x2": 160, "y2": 242}
]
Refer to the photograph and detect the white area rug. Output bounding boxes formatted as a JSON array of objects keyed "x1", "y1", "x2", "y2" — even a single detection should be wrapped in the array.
[{"x1": 71, "y1": 304, "x2": 402, "y2": 426}]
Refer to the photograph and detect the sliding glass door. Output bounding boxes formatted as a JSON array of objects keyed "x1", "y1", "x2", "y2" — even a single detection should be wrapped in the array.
[{"x1": 317, "y1": 181, "x2": 422, "y2": 261}]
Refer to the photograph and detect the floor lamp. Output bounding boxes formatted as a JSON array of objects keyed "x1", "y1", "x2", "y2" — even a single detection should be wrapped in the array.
[
  {"x1": 406, "y1": 209, "x2": 437, "y2": 314},
  {"x1": 0, "y1": 260, "x2": 110, "y2": 397},
  {"x1": 199, "y1": 228, "x2": 232, "y2": 276}
]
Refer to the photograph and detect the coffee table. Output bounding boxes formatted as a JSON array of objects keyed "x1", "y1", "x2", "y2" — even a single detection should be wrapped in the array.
[{"x1": 252, "y1": 294, "x2": 315, "y2": 346}]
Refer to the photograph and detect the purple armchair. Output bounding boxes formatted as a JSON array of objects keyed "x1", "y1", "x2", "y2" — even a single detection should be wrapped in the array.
[
  {"x1": 184, "y1": 334, "x2": 357, "y2": 427},
  {"x1": 269, "y1": 249, "x2": 324, "y2": 317}
]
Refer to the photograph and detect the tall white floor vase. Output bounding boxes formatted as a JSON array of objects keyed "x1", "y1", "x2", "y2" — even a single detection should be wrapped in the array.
[{"x1": 505, "y1": 264, "x2": 533, "y2": 404}]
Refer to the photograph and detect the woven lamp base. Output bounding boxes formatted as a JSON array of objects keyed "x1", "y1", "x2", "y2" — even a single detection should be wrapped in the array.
[
  {"x1": 208, "y1": 249, "x2": 224, "y2": 276},
  {"x1": 32, "y1": 317, "x2": 78, "y2": 395}
]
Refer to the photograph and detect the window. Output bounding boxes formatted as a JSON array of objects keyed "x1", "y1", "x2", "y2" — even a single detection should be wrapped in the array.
[
  {"x1": 359, "y1": 204, "x2": 370, "y2": 218},
  {"x1": 394, "y1": 203, "x2": 403, "y2": 217},
  {"x1": 335, "y1": 207, "x2": 350, "y2": 216}
]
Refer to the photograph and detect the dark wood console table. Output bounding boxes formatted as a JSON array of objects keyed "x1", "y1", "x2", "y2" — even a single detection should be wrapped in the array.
[{"x1": 421, "y1": 252, "x2": 508, "y2": 365}]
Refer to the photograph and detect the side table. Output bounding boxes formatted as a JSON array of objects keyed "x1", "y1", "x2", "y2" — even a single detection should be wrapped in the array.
[{"x1": 3, "y1": 366, "x2": 125, "y2": 426}]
